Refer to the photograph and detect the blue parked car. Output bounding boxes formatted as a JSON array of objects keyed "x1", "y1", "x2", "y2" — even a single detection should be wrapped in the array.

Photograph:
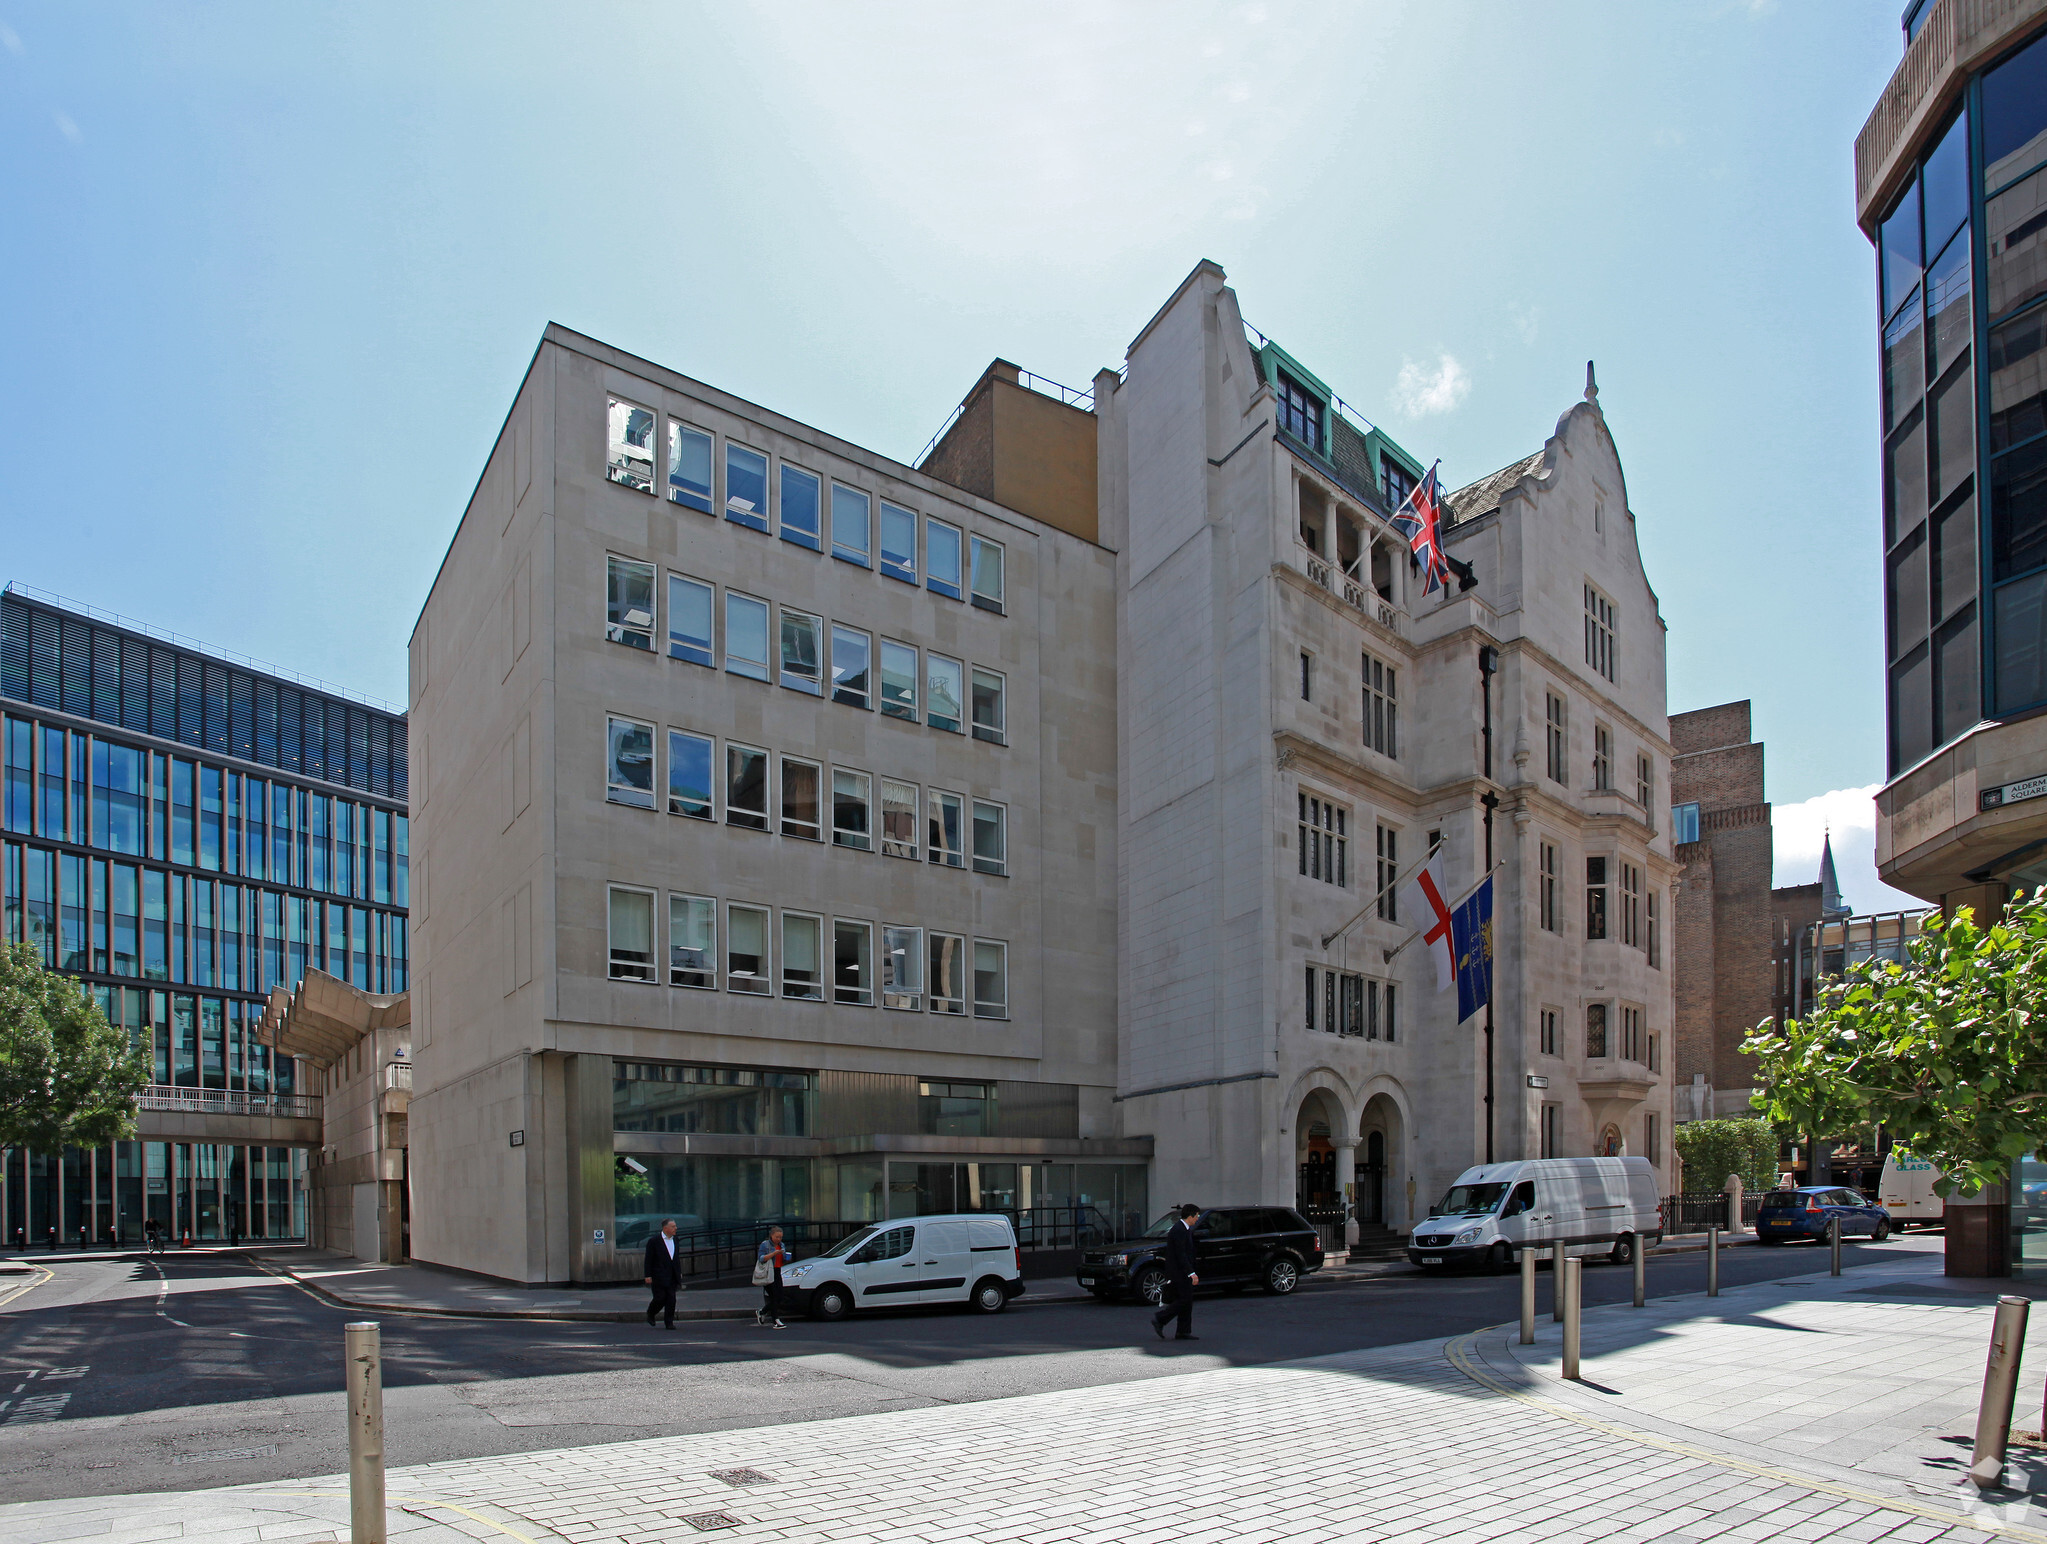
[{"x1": 1756, "y1": 1186, "x2": 1891, "y2": 1244}]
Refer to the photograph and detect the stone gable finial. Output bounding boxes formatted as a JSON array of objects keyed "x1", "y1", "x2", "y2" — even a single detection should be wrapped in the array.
[{"x1": 1584, "y1": 360, "x2": 1598, "y2": 403}]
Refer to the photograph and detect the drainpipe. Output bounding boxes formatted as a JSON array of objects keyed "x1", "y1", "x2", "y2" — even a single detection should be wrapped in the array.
[{"x1": 1480, "y1": 644, "x2": 1500, "y2": 1164}]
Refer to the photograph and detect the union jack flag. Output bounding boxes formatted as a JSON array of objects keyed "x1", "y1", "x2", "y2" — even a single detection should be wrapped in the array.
[{"x1": 1388, "y1": 461, "x2": 1451, "y2": 595}]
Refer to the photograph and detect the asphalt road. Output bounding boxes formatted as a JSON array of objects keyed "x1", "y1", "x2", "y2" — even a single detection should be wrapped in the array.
[{"x1": 0, "y1": 1232, "x2": 1945, "y2": 1503}]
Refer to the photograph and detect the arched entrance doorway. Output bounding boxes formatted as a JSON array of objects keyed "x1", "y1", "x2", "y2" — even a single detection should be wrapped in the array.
[
  {"x1": 1358, "y1": 1090, "x2": 1406, "y2": 1227},
  {"x1": 1293, "y1": 1089, "x2": 1346, "y2": 1212}
]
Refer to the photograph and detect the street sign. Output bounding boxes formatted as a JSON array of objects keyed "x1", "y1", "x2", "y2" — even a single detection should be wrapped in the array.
[
  {"x1": 1982, "y1": 774, "x2": 2047, "y2": 811},
  {"x1": 1526, "y1": 1074, "x2": 1550, "y2": 1089}
]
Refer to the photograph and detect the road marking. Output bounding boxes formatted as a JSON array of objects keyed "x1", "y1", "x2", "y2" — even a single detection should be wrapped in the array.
[
  {"x1": 1444, "y1": 1328, "x2": 2047, "y2": 1544},
  {"x1": 0, "y1": 1265, "x2": 51, "y2": 1309},
  {"x1": 145, "y1": 1259, "x2": 195, "y2": 1328},
  {"x1": 258, "y1": 1490, "x2": 549, "y2": 1543},
  {"x1": 172, "y1": 1443, "x2": 277, "y2": 1464}
]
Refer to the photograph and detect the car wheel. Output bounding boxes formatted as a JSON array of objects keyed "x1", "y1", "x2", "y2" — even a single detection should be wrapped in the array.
[
  {"x1": 1263, "y1": 1255, "x2": 1300, "y2": 1295},
  {"x1": 810, "y1": 1283, "x2": 854, "y2": 1322},
  {"x1": 1609, "y1": 1234, "x2": 1635, "y2": 1267},
  {"x1": 1872, "y1": 1218, "x2": 1891, "y2": 1242},
  {"x1": 969, "y1": 1277, "x2": 1009, "y2": 1314},
  {"x1": 1133, "y1": 1265, "x2": 1169, "y2": 1307}
]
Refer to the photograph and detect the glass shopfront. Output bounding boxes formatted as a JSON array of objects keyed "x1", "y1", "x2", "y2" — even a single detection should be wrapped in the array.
[{"x1": 3, "y1": 1139, "x2": 306, "y2": 1248}]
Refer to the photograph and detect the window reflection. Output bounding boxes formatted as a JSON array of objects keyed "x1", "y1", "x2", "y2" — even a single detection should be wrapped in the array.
[{"x1": 607, "y1": 400, "x2": 655, "y2": 492}]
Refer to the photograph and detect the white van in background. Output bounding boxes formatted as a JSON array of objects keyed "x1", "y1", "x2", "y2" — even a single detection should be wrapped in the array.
[
  {"x1": 1877, "y1": 1152, "x2": 1945, "y2": 1229},
  {"x1": 1409, "y1": 1157, "x2": 1663, "y2": 1271},
  {"x1": 777, "y1": 1213, "x2": 1026, "y2": 1320}
]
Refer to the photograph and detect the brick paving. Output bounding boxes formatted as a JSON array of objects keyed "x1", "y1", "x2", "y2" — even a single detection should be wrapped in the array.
[{"x1": 7, "y1": 1256, "x2": 2045, "y2": 1543}]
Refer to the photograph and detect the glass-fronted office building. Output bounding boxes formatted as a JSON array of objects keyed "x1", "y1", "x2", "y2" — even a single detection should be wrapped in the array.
[{"x1": 0, "y1": 585, "x2": 409, "y2": 1247}]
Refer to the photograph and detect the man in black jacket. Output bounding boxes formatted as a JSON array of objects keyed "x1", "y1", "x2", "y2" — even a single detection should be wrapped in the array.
[
  {"x1": 643, "y1": 1219, "x2": 682, "y2": 1330},
  {"x1": 1150, "y1": 1203, "x2": 1203, "y2": 1342}
]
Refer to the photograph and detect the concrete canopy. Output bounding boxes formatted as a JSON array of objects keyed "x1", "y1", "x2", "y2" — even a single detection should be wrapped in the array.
[{"x1": 257, "y1": 969, "x2": 408, "y2": 1070}]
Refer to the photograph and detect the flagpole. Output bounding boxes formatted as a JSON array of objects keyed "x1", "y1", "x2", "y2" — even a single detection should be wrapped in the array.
[
  {"x1": 1319, "y1": 844, "x2": 1462, "y2": 952},
  {"x1": 1376, "y1": 861, "x2": 1503, "y2": 964}
]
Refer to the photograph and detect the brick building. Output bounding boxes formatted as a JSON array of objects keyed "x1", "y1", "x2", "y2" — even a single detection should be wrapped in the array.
[{"x1": 1669, "y1": 701, "x2": 1774, "y2": 1122}]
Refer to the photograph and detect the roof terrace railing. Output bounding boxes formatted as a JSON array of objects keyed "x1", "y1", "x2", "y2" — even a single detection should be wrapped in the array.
[
  {"x1": 137, "y1": 1084, "x2": 322, "y2": 1121},
  {"x1": 913, "y1": 367, "x2": 1097, "y2": 471}
]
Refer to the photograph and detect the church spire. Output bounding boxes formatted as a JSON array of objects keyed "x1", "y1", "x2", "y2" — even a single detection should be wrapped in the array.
[{"x1": 1819, "y1": 829, "x2": 1850, "y2": 921}]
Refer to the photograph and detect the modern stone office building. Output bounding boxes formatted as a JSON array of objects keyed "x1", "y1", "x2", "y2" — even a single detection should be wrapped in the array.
[{"x1": 412, "y1": 264, "x2": 1676, "y2": 1283}]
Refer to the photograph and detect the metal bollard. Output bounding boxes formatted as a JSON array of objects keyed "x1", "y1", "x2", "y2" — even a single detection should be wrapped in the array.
[
  {"x1": 1707, "y1": 1226, "x2": 1720, "y2": 1297},
  {"x1": 1560, "y1": 1257, "x2": 1582, "y2": 1380},
  {"x1": 1829, "y1": 1216, "x2": 1842, "y2": 1276},
  {"x1": 1553, "y1": 1242, "x2": 1566, "y2": 1322},
  {"x1": 1633, "y1": 1237, "x2": 1647, "y2": 1308},
  {"x1": 1971, "y1": 1296, "x2": 2030, "y2": 1489},
  {"x1": 345, "y1": 1321, "x2": 386, "y2": 1544},
  {"x1": 1520, "y1": 1247, "x2": 1536, "y2": 1345}
]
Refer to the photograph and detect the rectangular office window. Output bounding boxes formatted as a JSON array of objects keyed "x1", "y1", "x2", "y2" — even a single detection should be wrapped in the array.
[
  {"x1": 1545, "y1": 693, "x2": 1566, "y2": 782},
  {"x1": 971, "y1": 668, "x2": 1006, "y2": 745},
  {"x1": 665, "y1": 575, "x2": 714, "y2": 666},
  {"x1": 1620, "y1": 1005, "x2": 1642, "y2": 1062},
  {"x1": 724, "y1": 593, "x2": 770, "y2": 682},
  {"x1": 1276, "y1": 370, "x2": 1322, "y2": 449},
  {"x1": 606, "y1": 557, "x2": 656, "y2": 650},
  {"x1": 834, "y1": 918, "x2": 873, "y2": 1006},
  {"x1": 667, "y1": 421, "x2": 713, "y2": 512},
  {"x1": 1671, "y1": 802, "x2": 1700, "y2": 844},
  {"x1": 1375, "y1": 825, "x2": 1397, "y2": 921},
  {"x1": 779, "y1": 609, "x2": 823, "y2": 694},
  {"x1": 928, "y1": 654, "x2": 965, "y2": 734},
  {"x1": 1340, "y1": 973, "x2": 1365, "y2": 1036},
  {"x1": 929, "y1": 932, "x2": 967, "y2": 1014},
  {"x1": 780, "y1": 464, "x2": 821, "y2": 550},
  {"x1": 928, "y1": 789, "x2": 964, "y2": 868},
  {"x1": 880, "y1": 641, "x2": 919, "y2": 722},
  {"x1": 728, "y1": 903, "x2": 770, "y2": 995},
  {"x1": 1305, "y1": 965, "x2": 1319, "y2": 1032},
  {"x1": 1586, "y1": 1002, "x2": 1609, "y2": 1058},
  {"x1": 667, "y1": 730, "x2": 714, "y2": 820},
  {"x1": 882, "y1": 925, "x2": 922, "y2": 1010},
  {"x1": 1297, "y1": 795, "x2": 1347, "y2": 887},
  {"x1": 725, "y1": 443, "x2": 769, "y2": 531},
  {"x1": 2, "y1": 717, "x2": 30, "y2": 833},
  {"x1": 972, "y1": 800, "x2": 1007, "y2": 876},
  {"x1": 1635, "y1": 753, "x2": 1652, "y2": 809},
  {"x1": 1647, "y1": 891, "x2": 1661, "y2": 969},
  {"x1": 771, "y1": 911, "x2": 822, "y2": 1001},
  {"x1": 973, "y1": 939, "x2": 1007, "y2": 1019},
  {"x1": 1362, "y1": 653, "x2": 1397, "y2": 757},
  {"x1": 881, "y1": 779, "x2": 918, "y2": 859},
  {"x1": 927, "y1": 517, "x2": 964, "y2": 599},
  {"x1": 1592, "y1": 726, "x2": 1612, "y2": 791},
  {"x1": 606, "y1": 399, "x2": 655, "y2": 492},
  {"x1": 606, "y1": 717, "x2": 656, "y2": 809},
  {"x1": 607, "y1": 887, "x2": 656, "y2": 982},
  {"x1": 832, "y1": 768, "x2": 872, "y2": 851},
  {"x1": 93, "y1": 741, "x2": 144, "y2": 855},
  {"x1": 1585, "y1": 585, "x2": 1615, "y2": 681},
  {"x1": 1620, "y1": 862, "x2": 1641, "y2": 947},
  {"x1": 831, "y1": 625, "x2": 871, "y2": 709},
  {"x1": 1300, "y1": 651, "x2": 1313, "y2": 702},
  {"x1": 726, "y1": 744, "x2": 768, "y2": 831},
  {"x1": 1541, "y1": 1104, "x2": 1560, "y2": 1160},
  {"x1": 970, "y1": 536, "x2": 1005, "y2": 611},
  {"x1": 780, "y1": 757, "x2": 822, "y2": 841},
  {"x1": 1539, "y1": 842, "x2": 1559, "y2": 932},
  {"x1": 668, "y1": 894, "x2": 715, "y2": 989},
  {"x1": 880, "y1": 502, "x2": 918, "y2": 584},
  {"x1": 831, "y1": 484, "x2": 871, "y2": 567},
  {"x1": 1540, "y1": 1008, "x2": 1558, "y2": 1056},
  {"x1": 1645, "y1": 1111, "x2": 1660, "y2": 1168},
  {"x1": 1586, "y1": 856, "x2": 1608, "y2": 940},
  {"x1": 1647, "y1": 1032, "x2": 1661, "y2": 1073}
]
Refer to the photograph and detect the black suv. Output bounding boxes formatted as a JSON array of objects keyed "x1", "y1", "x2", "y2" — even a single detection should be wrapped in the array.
[{"x1": 1077, "y1": 1207, "x2": 1325, "y2": 1304}]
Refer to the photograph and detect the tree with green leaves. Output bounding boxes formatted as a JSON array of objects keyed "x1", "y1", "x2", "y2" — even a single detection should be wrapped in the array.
[
  {"x1": 1743, "y1": 891, "x2": 2047, "y2": 1198},
  {"x1": 0, "y1": 941, "x2": 150, "y2": 1154},
  {"x1": 1673, "y1": 1117, "x2": 1780, "y2": 1192}
]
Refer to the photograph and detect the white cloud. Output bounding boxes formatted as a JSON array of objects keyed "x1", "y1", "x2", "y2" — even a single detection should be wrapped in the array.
[
  {"x1": 0, "y1": 21, "x2": 23, "y2": 55},
  {"x1": 1512, "y1": 305, "x2": 1540, "y2": 346},
  {"x1": 1393, "y1": 353, "x2": 1471, "y2": 417},
  {"x1": 52, "y1": 110, "x2": 79, "y2": 143},
  {"x1": 1772, "y1": 784, "x2": 1925, "y2": 915}
]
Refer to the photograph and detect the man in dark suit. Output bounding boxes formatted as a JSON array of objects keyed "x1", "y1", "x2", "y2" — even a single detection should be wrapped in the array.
[
  {"x1": 1150, "y1": 1203, "x2": 1203, "y2": 1342},
  {"x1": 643, "y1": 1219, "x2": 682, "y2": 1330}
]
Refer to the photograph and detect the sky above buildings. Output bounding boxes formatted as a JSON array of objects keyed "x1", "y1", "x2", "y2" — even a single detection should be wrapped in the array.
[{"x1": 0, "y1": 2, "x2": 1918, "y2": 909}]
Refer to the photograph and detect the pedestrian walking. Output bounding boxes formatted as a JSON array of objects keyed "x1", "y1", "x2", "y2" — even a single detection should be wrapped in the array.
[
  {"x1": 643, "y1": 1218, "x2": 682, "y2": 1330},
  {"x1": 754, "y1": 1227, "x2": 789, "y2": 1328},
  {"x1": 1150, "y1": 1203, "x2": 1203, "y2": 1343}
]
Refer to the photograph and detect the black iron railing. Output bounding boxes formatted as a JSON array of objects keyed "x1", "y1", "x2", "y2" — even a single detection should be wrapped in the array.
[{"x1": 1661, "y1": 1192, "x2": 1766, "y2": 1233}]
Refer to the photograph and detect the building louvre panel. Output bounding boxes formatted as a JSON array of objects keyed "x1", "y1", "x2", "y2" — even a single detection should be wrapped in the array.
[
  {"x1": 229, "y1": 669, "x2": 254, "y2": 761},
  {"x1": 150, "y1": 647, "x2": 177, "y2": 738},
  {"x1": 28, "y1": 608, "x2": 60, "y2": 709},
  {"x1": 91, "y1": 627, "x2": 121, "y2": 723},
  {"x1": 302, "y1": 697, "x2": 325, "y2": 780},
  {"x1": 326, "y1": 706, "x2": 347, "y2": 787},
  {"x1": 347, "y1": 708, "x2": 369, "y2": 790},
  {"x1": 0, "y1": 596, "x2": 30, "y2": 702},
  {"x1": 176, "y1": 655, "x2": 204, "y2": 746},
  {"x1": 254, "y1": 679, "x2": 278, "y2": 764},
  {"x1": 121, "y1": 636, "x2": 150, "y2": 731},
  {"x1": 280, "y1": 689, "x2": 302, "y2": 774},
  {"x1": 203, "y1": 663, "x2": 229, "y2": 752},
  {"x1": 60, "y1": 618, "x2": 91, "y2": 716}
]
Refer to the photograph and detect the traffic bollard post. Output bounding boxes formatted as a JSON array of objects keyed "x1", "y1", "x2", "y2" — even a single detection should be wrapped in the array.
[
  {"x1": 1633, "y1": 1237, "x2": 1646, "y2": 1308},
  {"x1": 1553, "y1": 1242, "x2": 1566, "y2": 1322},
  {"x1": 345, "y1": 1321, "x2": 386, "y2": 1544},
  {"x1": 1561, "y1": 1257, "x2": 1582, "y2": 1380},
  {"x1": 1829, "y1": 1216, "x2": 1842, "y2": 1276},
  {"x1": 1707, "y1": 1225, "x2": 1719, "y2": 1298},
  {"x1": 1519, "y1": 1248, "x2": 1536, "y2": 1345},
  {"x1": 1971, "y1": 1296, "x2": 2030, "y2": 1489}
]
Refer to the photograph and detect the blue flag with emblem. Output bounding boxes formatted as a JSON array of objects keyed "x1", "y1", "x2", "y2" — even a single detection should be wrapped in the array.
[{"x1": 1451, "y1": 875, "x2": 1494, "y2": 1023}]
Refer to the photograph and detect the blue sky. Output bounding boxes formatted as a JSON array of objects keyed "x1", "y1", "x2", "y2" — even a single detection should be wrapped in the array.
[{"x1": 0, "y1": 3, "x2": 1916, "y2": 906}]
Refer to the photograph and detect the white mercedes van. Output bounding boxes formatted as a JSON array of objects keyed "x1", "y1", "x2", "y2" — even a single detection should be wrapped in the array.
[
  {"x1": 1408, "y1": 1157, "x2": 1663, "y2": 1271},
  {"x1": 778, "y1": 1213, "x2": 1026, "y2": 1319}
]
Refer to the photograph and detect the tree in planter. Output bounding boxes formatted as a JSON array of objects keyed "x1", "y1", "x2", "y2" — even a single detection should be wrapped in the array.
[
  {"x1": 1673, "y1": 1117, "x2": 1781, "y2": 1193},
  {"x1": 1743, "y1": 891, "x2": 2047, "y2": 1198},
  {"x1": 0, "y1": 942, "x2": 150, "y2": 1156}
]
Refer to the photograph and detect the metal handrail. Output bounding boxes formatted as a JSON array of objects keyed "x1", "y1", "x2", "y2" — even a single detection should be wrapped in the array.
[
  {"x1": 136, "y1": 1084, "x2": 321, "y2": 1120},
  {"x1": 912, "y1": 367, "x2": 1097, "y2": 470}
]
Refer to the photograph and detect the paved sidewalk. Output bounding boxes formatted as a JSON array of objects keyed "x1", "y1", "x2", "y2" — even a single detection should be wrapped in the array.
[{"x1": 7, "y1": 1246, "x2": 2042, "y2": 1543}]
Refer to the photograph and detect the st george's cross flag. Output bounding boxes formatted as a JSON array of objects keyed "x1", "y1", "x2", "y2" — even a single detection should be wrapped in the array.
[
  {"x1": 1387, "y1": 462, "x2": 1452, "y2": 595},
  {"x1": 1397, "y1": 854, "x2": 1457, "y2": 994}
]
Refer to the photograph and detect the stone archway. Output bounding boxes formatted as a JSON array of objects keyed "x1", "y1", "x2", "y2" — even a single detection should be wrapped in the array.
[
  {"x1": 1294, "y1": 1088, "x2": 1347, "y2": 1212},
  {"x1": 1358, "y1": 1091, "x2": 1406, "y2": 1227}
]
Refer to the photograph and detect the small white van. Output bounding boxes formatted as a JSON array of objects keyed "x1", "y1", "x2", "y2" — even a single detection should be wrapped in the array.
[
  {"x1": 1409, "y1": 1157, "x2": 1663, "y2": 1271},
  {"x1": 1877, "y1": 1151, "x2": 1944, "y2": 1228},
  {"x1": 777, "y1": 1213, "x2": 1026, "y2": 1319}
]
